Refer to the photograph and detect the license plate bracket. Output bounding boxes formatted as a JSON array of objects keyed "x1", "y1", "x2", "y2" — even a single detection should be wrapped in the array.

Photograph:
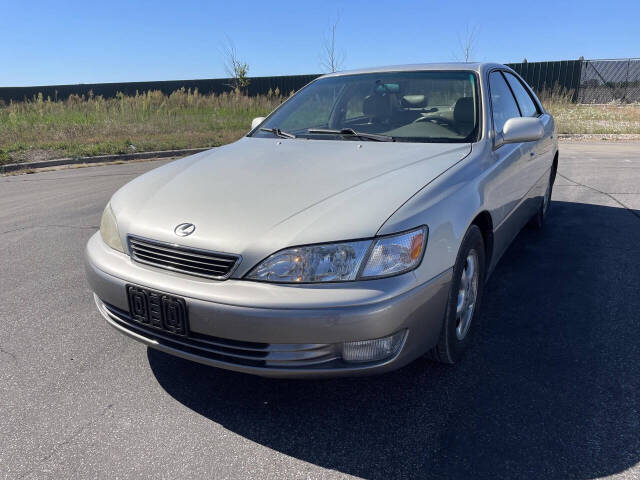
[{"x1": 126, "y1": 285, "x2": 189, "y2": 336}]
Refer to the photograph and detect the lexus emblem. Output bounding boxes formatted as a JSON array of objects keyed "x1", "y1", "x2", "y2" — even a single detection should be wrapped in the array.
[{"x1": 174, "y1": 223, "x2": 196, "y2": 237}]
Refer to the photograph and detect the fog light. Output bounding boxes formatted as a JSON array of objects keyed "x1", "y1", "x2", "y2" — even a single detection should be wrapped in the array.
[{"x1": 341, "y1": 330, "x2": 406, "y2": 363}]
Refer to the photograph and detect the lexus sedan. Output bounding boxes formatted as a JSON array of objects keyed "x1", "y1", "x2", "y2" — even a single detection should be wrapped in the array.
[{"x1": 86, "y1": 63, "x2": 557, "y2": 377}]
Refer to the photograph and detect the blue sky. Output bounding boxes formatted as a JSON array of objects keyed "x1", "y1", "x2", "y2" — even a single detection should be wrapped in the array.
[{"x1": 2, "y1": 0, "x2": 638, "y2": 86}]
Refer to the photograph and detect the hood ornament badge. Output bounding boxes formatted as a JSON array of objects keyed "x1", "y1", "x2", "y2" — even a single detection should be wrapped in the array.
[{"x1": 174, "y1": 223, "x2": 196, "y2": 237}]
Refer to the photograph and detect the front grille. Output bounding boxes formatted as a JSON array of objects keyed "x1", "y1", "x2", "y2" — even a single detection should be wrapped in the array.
[
  {"x1": 127, "y1": 235, "x2": 241, "y2": 280},
  {"x1": 99, "y1": 300, "x2": 339, "y2": 368}
]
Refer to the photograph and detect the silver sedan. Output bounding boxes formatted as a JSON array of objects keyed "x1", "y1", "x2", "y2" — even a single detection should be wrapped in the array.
[{"x1": 86, "y1": 63, "x2": 557, "y2": 377}]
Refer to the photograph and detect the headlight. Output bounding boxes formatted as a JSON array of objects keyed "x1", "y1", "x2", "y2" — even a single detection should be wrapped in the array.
[
  {"x1": 246, "y1": 227, "x2": 426, "y2": 283},
  {"x1": 100, "y1": 203, "x2": 124, "y2": 252}
]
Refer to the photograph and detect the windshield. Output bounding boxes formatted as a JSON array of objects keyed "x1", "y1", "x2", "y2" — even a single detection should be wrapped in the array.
[{"x1": 250, "y1": 70, "x2": 479, "y2": 143}]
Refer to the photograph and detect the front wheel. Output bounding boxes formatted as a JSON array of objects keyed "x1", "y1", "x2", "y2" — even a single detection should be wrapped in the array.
[{"x1": 429, "y1": 225, "x2": 486, "y2": 364}]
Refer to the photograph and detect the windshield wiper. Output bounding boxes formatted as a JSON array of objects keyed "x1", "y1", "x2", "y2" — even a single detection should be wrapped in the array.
[
  {"x1": 260, "y1": 127, "x2": 296, "y2": 139},
  {"x1": 307, "y1": 128, "x2": 395, "y2": 142}
]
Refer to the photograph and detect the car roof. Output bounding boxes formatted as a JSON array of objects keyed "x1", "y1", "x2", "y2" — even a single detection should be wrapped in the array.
[{"x1": 321, "y1": 62, "x2": 509, "y2": 78}]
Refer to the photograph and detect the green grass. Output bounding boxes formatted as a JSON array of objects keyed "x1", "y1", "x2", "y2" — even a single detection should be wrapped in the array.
[
  {"x1": 545, "y1": 102, "x2": 640, "y2": 135},
  {"x1": 539, "y1": 87, "x2": 640, "y2": 135},
  {"x1": 0, "y1": 89, "x2": 283, "y2": 165},
  {"x1": 1, "y1": 87, "x2": 639, "y2": 166}
]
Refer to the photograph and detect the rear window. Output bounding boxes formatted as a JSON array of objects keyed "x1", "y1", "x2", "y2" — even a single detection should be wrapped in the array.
[{"x1": 504, "y1": 72, "x2": 539, "y2": 117}]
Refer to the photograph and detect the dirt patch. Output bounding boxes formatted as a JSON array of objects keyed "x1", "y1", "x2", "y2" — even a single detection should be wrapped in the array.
[
  {"x1": 558, "y1": 133, "x2": 640, "y2": 143},
  {"x1": 10, "y1": 148, "x2": 68, "y2": 163}
]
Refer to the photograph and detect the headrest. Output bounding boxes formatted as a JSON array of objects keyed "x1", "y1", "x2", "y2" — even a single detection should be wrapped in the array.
[
  {"x1": 363, "y1": 94, "x2": 392, "y2": 119},
  {"x1": 454, "y1": 97, "x2": 475, "y2": 124},
  {"x1": 401, "y1": 95, "x2": 428, "y2": 108}
]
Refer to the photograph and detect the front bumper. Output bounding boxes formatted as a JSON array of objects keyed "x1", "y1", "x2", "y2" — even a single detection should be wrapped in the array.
[{"x1": 86, "y1": 232, "x2": 451, "y2": 378}]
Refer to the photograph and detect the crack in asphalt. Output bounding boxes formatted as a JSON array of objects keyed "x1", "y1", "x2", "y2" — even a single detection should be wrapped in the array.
[
  {"x1": 557, "y1": 172, "x2": 640, "y2": 222},
  {"x1": 17, "y1": 404, "x2": 115, "y2": 479},
  {"x1": 0, "y1": 345, "x2": 17, "y2": 362},
  {"x1": 1, "y1": 171, "x2": 144, "y2": 183},
  {"x1": 0, "y1": 224, "x2": 98, "y2": 236}
]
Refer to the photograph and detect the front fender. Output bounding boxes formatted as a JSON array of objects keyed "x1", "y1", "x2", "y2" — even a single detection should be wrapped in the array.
[{"x1": 378, "y1": 142, "x2": 494, "y2": 285}]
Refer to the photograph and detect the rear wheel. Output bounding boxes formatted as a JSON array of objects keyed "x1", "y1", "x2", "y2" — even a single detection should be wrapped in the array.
[
  {"x1": 429, "y1": 225, "x2": 486, "y2": 364},
  {"x1": 529, "y1": 165, "x2": 556, "y2": 229}
]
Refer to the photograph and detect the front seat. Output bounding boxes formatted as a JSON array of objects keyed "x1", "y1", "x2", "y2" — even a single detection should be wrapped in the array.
[
  {"x1": 453, "y1": 97, "x2": 475, "y2": 136},
  {"x1": 362, "y1": 94, "x2": 392, "y2": 125}
]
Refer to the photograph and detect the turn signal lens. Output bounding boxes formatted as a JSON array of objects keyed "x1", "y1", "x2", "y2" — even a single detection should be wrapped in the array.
[
  {"x1": 360, "y1": 227, "x2": 427, "y2": 279},
  {"x1": 410, "y1": 231, "x2": 424, "y2": 260}
]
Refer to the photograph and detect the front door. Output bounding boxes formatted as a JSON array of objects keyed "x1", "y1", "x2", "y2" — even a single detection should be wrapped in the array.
[{"x1": 486, "y1": 70, "x2": 535, "y2": 268}]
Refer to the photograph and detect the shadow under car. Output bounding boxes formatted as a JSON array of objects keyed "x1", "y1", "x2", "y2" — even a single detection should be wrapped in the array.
[{"x1": 148, "y1": 200, "x2": 640, "y2": 480}]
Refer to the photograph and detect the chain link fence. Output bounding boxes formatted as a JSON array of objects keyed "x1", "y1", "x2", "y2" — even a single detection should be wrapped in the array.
[
  {"x1": 508, "y1": 58, "x2": 640, "y2": 104},
  {"x1": 0, "y1": 74, "x2": 321, "y2": 104},
  {"x1": 578, "y1": 59, "x2": 640, "y2": 103},
  {"x1": 508, "y1": 60, "x2": 582, "y2": 101},
  {"x1": 2, "y1": 59, "x2": 640, "y2": 105}
]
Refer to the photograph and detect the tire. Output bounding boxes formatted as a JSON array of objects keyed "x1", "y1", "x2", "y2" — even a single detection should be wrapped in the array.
[
  {"x1": 529, "y1": 165, "x2": 556, "y2": 230},
  {"x1": 429, "y1": 225, "x2": 486, "y2": 364}
]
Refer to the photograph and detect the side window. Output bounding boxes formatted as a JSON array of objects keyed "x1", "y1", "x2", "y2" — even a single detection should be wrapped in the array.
[
  {"x1": 489, "y1": 71, "x2": 521, "y2": 134},
  {"x1": 504, "y1": 72, "x2": 539, "y2": 117}
]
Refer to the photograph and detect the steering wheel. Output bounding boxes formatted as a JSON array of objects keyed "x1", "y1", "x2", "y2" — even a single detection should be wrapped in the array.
[{"x1": 412, "y1": 115, "x2": 455, "y2": 128}]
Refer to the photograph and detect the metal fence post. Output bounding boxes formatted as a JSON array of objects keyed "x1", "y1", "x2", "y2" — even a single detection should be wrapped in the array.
[{"x1": 625, "y1": 58, "x2": 631, "y2": 103}]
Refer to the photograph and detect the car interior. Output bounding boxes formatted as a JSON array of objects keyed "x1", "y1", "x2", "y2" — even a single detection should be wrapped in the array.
[
  {"x1": 332, "y1": 80, "x2": 478, "y2": 141},
  {"x1": 257, "y1": 72, "x2": 480, "y2": 142}
]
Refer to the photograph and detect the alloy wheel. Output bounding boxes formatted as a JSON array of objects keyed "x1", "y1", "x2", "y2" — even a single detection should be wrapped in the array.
[{"x1": 456, "y1": 250, "x2": 479, "y2": 340}]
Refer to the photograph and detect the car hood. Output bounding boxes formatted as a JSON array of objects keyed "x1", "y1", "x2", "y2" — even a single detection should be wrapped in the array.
[{"x1": 111, "y1": 137, "x2": 470, "y2": 277}]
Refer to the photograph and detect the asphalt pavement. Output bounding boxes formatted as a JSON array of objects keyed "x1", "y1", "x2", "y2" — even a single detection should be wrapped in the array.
[{"x1": 1, "y1": 142, "x2": 639, "y2": 479}]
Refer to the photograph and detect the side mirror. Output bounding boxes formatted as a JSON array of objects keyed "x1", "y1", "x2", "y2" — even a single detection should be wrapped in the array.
[
  {"x1": 499, "y1": 117, "x2": 544, "y2": 146},
  {"x1": 251, "y1": 117, "x2": 265, "y2": 130}
]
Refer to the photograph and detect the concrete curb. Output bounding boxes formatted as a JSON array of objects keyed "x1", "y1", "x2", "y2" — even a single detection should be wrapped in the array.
[
  {"x1": 0, "y1": 147, "x2": 211, "y2": 174},
  {"x1": 3, "y1": 136, "x2": 637, "y2": 174}
]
